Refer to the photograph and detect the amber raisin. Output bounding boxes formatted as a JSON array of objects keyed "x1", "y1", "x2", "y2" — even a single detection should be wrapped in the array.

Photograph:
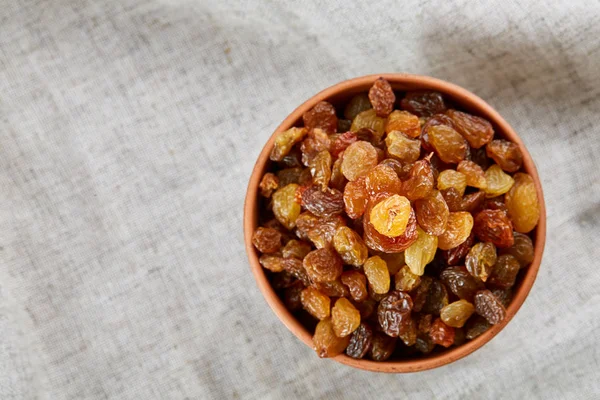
[
  {"x1": 313, "y1": 279, "x2": 350, "y2": 298},
  {"x1": 365, "y1": 164, "x2": 401, "y2": 197},
  {"x1": 505, "y1": 173, "x2": 540, "y2": 233},
  {"x1": 440, "y1": 266, "x2": 484, "y2": 301},
  {"x1": 474, "y1": 290, "x2": 506, "y2": 325},
  {"x1": 329, "y1": 157, "x2": 346, "y2": 191},
  {"x1": 415, "y1": 335, "x2": 435, "y2": 354},
  {"x1": 378, "y1": 252, "x2": 405, "y2": 275},
  {"x1": 399, "y1": 316, "x2": 418, "y2": 346},
  {"x1": 437, "y1": 170, "x2": 467, "y2": 197},
  {"x1": 346, "y1": 323, "x2": 373, "y2": 359},
  {"x1": 272, "y1": 184, "x2": 302, "y2": 229},
  {"x1": 313, "y1": 318, "x2": 350, "y2": 357},
  {"x1": 446, "y1": 109, "x2": 494, "y2": 149},
  {"x1": 453, "y1": 327, "x2": 466, "y2": 346},
  {"x1": 486, "y1": 140, "x2": 523, "y2": 173},
  {"x1": 440, "y1": 300, "x2": 475, "y2": 328},
  {"x1": 457, "y1": 160, "x2": 487, "y2": 190},
  {"x1": 309, "y1": 150, "x2": 332, "y2": 190},
  {"x1": 369, "y1": 78, "x2": 395, "y2": 117},
  {"x1": 414, "y1": 190, "x2": 449, "y2": 236},
  {"x1": 461, "y1": 191, "x2": 486, "y2": 213},
  {"x1": 301, "y1": 128, "x2": 331, "y2": 166},
  {"x1": 401, "y1": 159, "x2": 434, "y2": 201},
  {"x1": 488, "y1": 254, "x2": 520, "y2": 289},
  {"x1": 330, "y1": 131, "x2": 358, "y2": 158},
  {"x1": 344, "y1": 93, "x2": 372, "y2": 120},
  {"x1": 426, "y1": 125, "x2": 468, "y2": 164},
  {"x1": 442, "y1": 232, "x2": 475, "y2": 265},
  {"x1": 259, "y1": 172, "x2": 279, "y2": 198},
  {"x1": 282, "y1": 257, "x2": 311, "y2": 286},
  {"x1": 364, "y1": 200, "x2": 419, "y2": 253},
  {"x1": 501, "y1": 232, "x2": 534, "y2": 268},
  {"x1": 385, "y1": 110, "x2": 421, "y2": 138},
  {"x1": 303, "y1": 248, "x2": 343, "y2": 283},
  {"x1": 301, "y1": 287, "x2": 331, "y2": 320},
  {"x1": 465, "y1": 315, "x2": 491, "y2": 339},
  {"x1": 385, "y1": 131, "x2": 421, "y2": 164},
  {"x1": 377, "y1": 290, "x2": 413, "y2": 337},
  {"x1": 440, "y1": 187, "x2": 462, "y2": 212},
  {"x1": 283, "y1": 281, "x2": 304, "y2": 311},
  {"x1": 279, "y1": 147, "x2": 303, "y2": 168},
  {"x1": 342, "y1": 176, "x2": 368, "y2": 219},
  {"x1": 341, "y1": 141, "x2": 379, "y2": 181},
  {"x1": 491, "y1": 288, "x2": 513, "y2": 307},
  {"x1": 270, "y1": 127, "x2": 308, "y2": 161},
  {"x1": 301, "y1": 185, "x2": 344, "y2": 217},
  {"x1": 430, "y1": 318, "x2": 455, "y2": 347},
  {"x1": 405, "y1": 227, "x2": 438, "y2": 276},
  {"x1": 370, "y1": 333, "x2": 397, "y2": 361},
  {"x1": 474, "y1": 209, "x2": 514, "y2": 248},
  {"x1": 332, "y1": 298, "x2": 361, "y2": 337},
  {"x1": 351, "y1": 109, "x2": 386, "y2": 140},
  {"x1": 341, "y1": 270, "x2": 368, "y2": 302},
  {"x1": 438, "y1": 212, "x2": 474, "y2": 250},
  {"x1": 401, "y1": 91, "x2": 447, "y2": 117},
  {"x1": 356, "y1": 299, "x2": 377, "y2": 319},
  {"x1": 333, "y1": 226, "x2": 368, "y2": 267},
  {"x1": 299, "y1": 213, "x2": 346, "y2": 249},
  {"x1": 417, "y1": 313, "x2": 433, "y2": 334},
  {"x1": 259, "y1": 254, "x2": 285, "y2": 272},
  {"x1": 282, "y1": 240, "x2": 312, "y2": 260},
  {"x1": 394, "y1": 265, "x2": 421, "y2": 292},
  {"x1": 422, "y1": 279, "x2": 449, "y2": 315},
  {"x1": 465, "y1": 242, "x2": 497, "y2": 282},
  {"x1": 484, "y1": 164, "x2": 514, "y2": 198},
  {"x1": 364, "y1": 256, "x2": 390, "y2": 294},
  {"x1": 369, "y1": 194, "x2": 412, "y2": 237},
  {"x1": 411, "y1": 276, "x2": 432, "y2": 312},
  {"x1": 252, "y1": 227, "x2": 283, "y2": 254}
]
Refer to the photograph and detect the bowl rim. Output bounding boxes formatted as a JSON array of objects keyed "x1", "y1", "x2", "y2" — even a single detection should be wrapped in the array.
[{"x1": 243, "y1": 73, "x2": 546, "y2": 373}]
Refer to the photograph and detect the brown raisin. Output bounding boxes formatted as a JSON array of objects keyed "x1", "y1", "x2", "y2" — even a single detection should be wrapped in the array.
[
  {"x1": 330, "y1": 131, "x2": 358, "y2": 158},
  {"x1": 377, "y1": 290, "x2": 413, "y2": 337},
  {"x1": 473, "y1": 209, "x2": 514, "y2": 248},
  {"x1": 332, "y1": 298, "x2": 361, "y2": 337},
  {"x1": 259, "y1": 172, "x2": 279, "y2": 198},
  {"x1": 364, "y1": 256, "x2": 390, "y2": 294},
  {"x1": 465, "y1": 315, "x2": 491, "y2": 339},
  {"x1": 401, "y1": 159, "x2": 435, "y2": 201},
  {"x1": 414, "y1": 190, "x2": 449, "y2": 236},
  {"x1": 303, "y1": 248, "x2": 343, "y2": 283},
  {"x1": 356, "y1": 299, "x2": 377, "y2": 319},
  {"x1": 422, "y1": 279, "x2": 449, "y2": 315},
  {"x1": 394, "y1": 265, "x2": 421, "y2": 292},
  {"x1": 344, "y1": 93, "x2": 372, "y2": 120},
  {"x1": 259, "y1": 254, "x2": 285, "y2": 272},
  {"x1": 483, "y1": 195, "x2": 508, "y2": 212},
  {"x1": 365, "y1": 164, "x2": 402, "y2": 197},
  {"x1": 399, "y1": 316, "x2": 418, "y2": 346},
  {"x1": 501, "y1": 232, "x2": 534, "y2": 268},
  {"x1": 280, "y1": 147, "x2": 303, "y2": 168},
  {"x1": 270, "y1": 127, "x2": 308, "y2": 161},
  {"x1": 440, "y1": 300, "x2": 475, "y2": 328},
  {"x1": 430, "y1": 317, "x2": 455, "y2": 347},
  {"x1": 301, "y1": 287, "x2": 331, "y2": 320},
  {"x1": 461, "y1": 191, "x2": 486, "y2": 213},
  {"x1": 271, "y1": 271, "x2": 296, "y2": 290},
  {"x1": 329, "y1": 157, "x2": 346, "y2": 191},
  {"x1": 272, "y1": 184, "x2": 302, "y2": 229},
  {"x1": 370, "y1": 333, "x2": 397, "y2": 361},
  {"x1": 385, "y1": 131, "x2": 421, "y2": 164},
  {"x1": 426, "y1": 125, "x2": 468, "y2": 164},
  {"x1": 438, "y1": 212, "x2": 474, "y2": 250},
  {"x1": 446, "y1": 109, "x2": 494, "y2": 149},
  {"x1": 283, "y1": 281, "x2": 304, "y2": 311},
  {"x1": 488, "y1": 254, "x2": 520, "y2": 289},
  {"x1": 341, "y1": 270, "x2": 369, "y2": 302},
  {"x1": 346, "y1": 323, "x2": 373, "y2": 359},
  {"x1": 282, "y1": 239, "x2": 312, "y2": 260},
  {"x1": 505, "y1": 173, "x2": 540, "y2": 233},
  {"x1": 369, "y1": 78, "x2": 395, "y2": 117},
  {"x1": 440, "y1": 266, "x2": 484, "y2": 301},
  {"x1": 378, "y1": 252, "x2": 405, "y2": 275},
  {"x1": 301, "y1": 128, "x2": 331, "y2": 166},
  {"x1": 415, "y1": 334, "x2": 435, "y2": 354},
  {"x1": 252, "y1": 227, "x2": 283, "y2": 254},
  {"x1": 441, "y1": 187, "x2": 462, "y2": 212},
  {"x1": 303, "y1": 101, "x2": 338, "y2": 134},
  {"x1": 442, "y1": 232, "x2": 475, "y2": 265},
  {"x1": 486, "y1": 140, "x2": 523, "y2": 173},
  {"x1": 277, "y1": 167, "x2": 303, "y2": 186},
  {"x1": 313, "y1": 318, "x2": 350, "y2": 358},
  {"x1": 474, "y1": 290, "x2": 506, "y2": 325},
  {"x1": 417, "y1": 313, "x2": 433, "y2": 334},
  {"x1": 385, "y1": 110, "x2": 421, "y2": 138},
  {"x1": 401, "y1": 91, "x2": 447, "y2": 117},
  {"x1": 297, "y1": 213, "x2": 346, "y2": 249},
  {"x1": 301, "y1": 184, "x2": 344, "y2": 217},
  {"x1": 313, "y1": 279, "x2": 350, "y2": 298},
  {"x1": 465, "y1": 242, "x2": 497, "y2": 282},
  {"x1": 282, "y1": 257, "x2": 311, "y2": 286},
  {"x1": 341, "y1": 141, "x2": 379, "y2": 181},
  {"x1": 491, "y1": 288, "x2": 513, "y2": 307},
  {"x1": 411, "y1": 276, "x2": 432, "y2": 312}
]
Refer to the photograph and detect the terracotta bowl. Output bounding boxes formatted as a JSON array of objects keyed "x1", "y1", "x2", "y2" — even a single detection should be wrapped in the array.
[{"x1": 243, "y1": 74, "x2": 546, "y2": 373}]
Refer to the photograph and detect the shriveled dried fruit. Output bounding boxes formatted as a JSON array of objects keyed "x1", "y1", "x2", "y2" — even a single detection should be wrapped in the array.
[
  {"x1": 438, "y1": 212, "x2": 474, "y2": 250},
  {"x1": 411, "y1": 276, "x2": 432, "y2": 312},
  {"x1": 283, "y1": 281, "x2": 304, "y2": 311},
  {"x1": 457, "y1": 160, "x2": 487, "y2": 189},
  {"x1": 332, "y1": 298, "x2": 361, "y2": 337},
  {"x1": 282, "y1": 257, "x2": 311, "y2": 286},
  {"x1": 417, "y1": 313, "x2": 433, "y2": 334},
  {"x1": 474, "y1": 290, "x2": 506, "y2": 325},
  {"x1": 252, "y1": 227, "x2": 283, "y2": 254},
  {"x1": 401, "y1": 91, "x2": 447, "y2": 117},
  {"x1": 405, "y1": 227, "x2": 438, "y2": 276},
  {"x1": 350, "y1": 109, "x2": 386, "y2": 139},
  {"x1": 369, "y1": 78, "x2": 395, "y2": 117},
  {"x1": 394, "y1": 265, "x2": 421, "y2": 292},
  {"x1": 491, "y1": 288, "x2": 513, "y2": 307},
  {"x1": 369, "y1": 194, "x2": 412, "y2": 237},
  {"x1": 385, "y1": 131, "x2": 421, "y2": 164},
  {"x1": 399, "y1": 316, "x2": 418, "y2": 346},
  {"x1": 282, "y1": 240, "x2": 312, "y2": 260},
  {"x1": 486, "y1": 140, "x2": 523, "y2": 172},
  {"x1": 344, "y1": 93, "x2": 372, "y2": 120},
  {"x1": 341, "y1": 141, "x2": 379, "y2": 181},
  {"x1": 303, "y1": 101, "x2": 338, "y2": 134},
  {"x1": 426, "y1": 125, "x2": 468, "y2": 164},
  {"x1": 280, "y1": 147, "x2": 303, "y2": 168},
  {"x1": 370, "y1": 333, "x2": 397, "y2": 361},
  {"x1": 329, "y1": 157, "x2": 346, "y2": 191},
  {"x1": 272, "y1": 184, "x2": 302, "y2": 229},
  {"x1": 313, "y1": 279, "x2": 350, "y2": 298},
  {"x1": 301, "y1": 185, "x2": 344, "y2": 217},
  {"x1": 488, "y1": 254, "x2": 520, "y2": 289},
  {"x1": 385, "y1": 110, "x2": 421, "y2": 137},
  {"x1": 301, "y1": 287, "x2": 331, "y2": 320},
  {"x1": 441, "y1": 187, "x2": 462, "y2": 212},
  {"x1": 414, "y1": 190, "x2": 449, "y2": 236},
  {"x1": 465, "y1": 315, "x2": 491, "y2": 339},
  {"x1": 461, "y1": 191, "x2": 486, "y2": 212},
  {"x1": 259, "y1": 172, "x2": 279, "y2": 198},
  {"x1": 333, "y1": 226, "x2": 368, "y2": 267},
  {"x1": 259, "y1": 254, "x2": 285, "y2": 272},
  {"x1": 301, "y1": 128, "x2": 331, "y2": 166},
  {"x1": 377, "y1": 290, "x2": 413, "y2": 337},
  {"x1": 330, "y1": 131, "x2": 358, "y2": 158},
  {"x1": 483, "y1": 195, "x2": 508, "y2": 212},
  {"x1": 505, "y1": 173, "x2": 540, "y2": 233},
  {"x1": 402, "y1": 159, "x2": 435, "y2": 200},
  {"x1": 365, "y1": 164, "x2": 401, "y2": 197},
  {"x1": 270, "y1": 127, "x2": 308, "y2": 161},
  {"x1": 422, "y1": 279, "x2": 449, "y2": 315},
  {"x1": 442, "y1": 232, "x2": 475, "y2": 265},
  {"x1": 303, "y1": 248, "x2": 343, "y2": 283},
  {"x1": 465, "y1": 242, "x2": 497, "y2": 282},
  {"x1": 313, "y1": 318, "x2": 350, "y2": 358},
  {"x1": 440, "y1": 300, "x2": 475, "y2": 328},
  {"x1": 440, "y1": 266, "x2": 484, "y2": 301},
  {"x1": 378, "y1": 252, "x2": 405, "y2": 275},
  {"x1": 309, "y1": 150, "x2": 332, "y2": 190},
  {"x1": 437, "y1": 169, "x2": 467, "y2": 197},
  {"x1": 430, "y1": 318, "x2": 455, "y2": 347},
  {"x1": 501, "y1": 232, "x2": 534, "y2": 267},
  {"x1": 346, "y1": 323, "x2": 373, "y2": 359},
  {"x1": 364, "y1": 256, "x2": 390, "y2": 294},
  {"x1": 343, "y1": 176, "x2": 368, "y2": 219},
  {"x1": 447, "y1": 109, "x2": 494, "y2": 149},
  {"x1": 341, "y1": 270, "x2": 368, "y2": 302},
  {"x1": 474, "y1": 209, "x2": 514, "y2": 248},
  {"x1": 484, "y1": 164, "x2": 515, "y2": 198}
]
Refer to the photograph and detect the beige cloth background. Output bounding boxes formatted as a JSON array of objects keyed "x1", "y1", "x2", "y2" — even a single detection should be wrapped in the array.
[{"x1": 1, "y1": 0, "x2": 599, "y2": 399}]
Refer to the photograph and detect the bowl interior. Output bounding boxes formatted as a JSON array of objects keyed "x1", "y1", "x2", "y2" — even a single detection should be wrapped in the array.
[{"x1": 244, "y1": 74, "x2": 546, "y2": 373}]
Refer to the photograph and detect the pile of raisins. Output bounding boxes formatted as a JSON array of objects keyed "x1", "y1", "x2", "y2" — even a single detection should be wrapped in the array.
[{"x1": 252, "y1": 78, "x2": 540, "y2": 361}]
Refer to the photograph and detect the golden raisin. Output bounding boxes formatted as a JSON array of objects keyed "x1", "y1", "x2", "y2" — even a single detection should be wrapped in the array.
[
  {"x1": 402, "y1": 159, "x2": 435, "y2": 200},
  {"x1": 282, "y1": 239, "x2": 312, "y2": 260},
  {"x1": 484, "y1": 164, "x2": 514, "y2": 198},
  {"x1": 365, "y1": 164, "x2": 401, "y2": 197},
  {"x1": 309, "y1": 150, "x2": 332, "y2": 190},
  {"x1": 313, "y1": 279, "x2": 349, "y2": 298},
  {"x1": 270, "y1": 127, "x2": 308, "y2": 161},
  {"x1": 259, "y1": 172, "x2": 279, "y2": 198},
  {"x1": 252, "y1": 227, "x2": 282, "y2": 254},
  {"x1": 437, "y1": 169, "x2": 467, "y2": 197},
  {"x1": 368, "y1": 77, "x2": 395, "y2": 117},
  {"x1": 341, "y1": 141, "x2": 379, "y2": 181},
  {"x1": 405, "y1": 227, "x2": 438, "y2": 276},
  {"x1": 363, "y1": 256, "x2": 390, "y2": 294},
  {"x1": 486, "y1": 140, "x2": 523, "y2": 172},
  {"x1": 333, "y1": 226, "x2": 368, "y2": 267},
  {"x1": 303, "y1": 247, "x2": 343, "y2": 283},
  {"x1": 313, "y1": 318, "x2": 350, "y2": 357},
  {"x1": 301, "y1": 128, "x2": 331, "y2": 166},
  {"x1": 343, "y1": 176, "x2": 368, "y2": 219},
  {"x1": 364, "y1": 195, "x2": 418, "y2": 253},
  {"x1": 259, "y1": 254, "x2": 285, "y2": 272},
  {"x1": 385, "y1": 131, "x2": 421, "y2": 164},
  {"x1": 457, "y1": 160, "x2": 487, "y2": 190},
  {"x1": 426, "y1": 125, "x2": 468, "y2": 164},
  {"x1": 446, "y1": 109, "x2": 494, "y2": 149},
  {"x1": 395, "y1": 264, "x2": 421, "y2": 292},
  {"x1": 473, "y1": 209, "x2": 514, "y2": 248},
  {"x1": 329, "y1": 157, "x2": 346, "y2": 191},
  {"x1": 414, "y1": 190, "x2": 449, "y2": 236},
  {"x1": 437, "y1": 212, "x2": 474, "y2": 250},
  {"x1": 378, "y1": 252, "x2": 405, "y2": 275},
  {"x1": 385, "y1": 110, "x2": 421, "y2": 137},
  {"x1": 465, "y1": 242, "x2": 497, "y2": 282},
  {"x1": 440, "y1": 300, "x2": 475, "y2": 328},
  {"x1": 272, "y1": 184, "x2": 302, "y2": 229},
  {"x1": 505, "y1": 173, "x2": 540, "y2": 233},
  {"x1": 332, "y1": 298, "x2": 361, "y2": 337},
  {"x1": 350, "y1": 109, "x2": 386, "y2": 139},
  {"x1": 369, "y1": 194, "x2": 412, "y2": 237},
  {"x1": 301, "y1": 287, "x2": 331, "y2": 320}
]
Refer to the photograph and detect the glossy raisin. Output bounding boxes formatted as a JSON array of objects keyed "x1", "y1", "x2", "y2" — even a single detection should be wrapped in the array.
[
  {"x1": 341, "y1": 141, "x2": 379, "y2": 181},
  {"x1": 440, "y1": 266, "x2": 484, "y2": 301},
  {"x1": 426, "y1": 125, "x2": 468, "y2": 164},
  {"x1": 350, "y1": 109, "x2": 386, "y2": 140},
  {"x1": 438, "y1": 212, "x2": 474, "y2": 250},
  {"x1": 461, "y1": 191, "x2": 486, "y2": 213},
  {"x1": 437, "y1": 169, "x2": 467, "y2": 197},
  {"x1": 309, "y1": 150, "x2": 332, "y2": 190},
  {"x1": 277, "y1": 167, "x2": 303, "y2": 186},
  {"x1": 422, "y1": 279, "x2": 449, "y2": 315},
  {"x1": 272, "y1": 184, "x2": 302, "y2": 229},
  {"x1": 440, "y1": 187, "x2": 462, "y2": 212},
  {"x1": 329, "y1": 157, "x2": 346, "y2": 191},
  {"x1": 401, "y1": 91, "x2": 447, "y2": 117},
  {"x1": 405, "y1": 227, "x2": 438, "y2": 276},
  {"x1": 341, "y1": 271, "x2": 368, "y2": 302},
  {"x1": 465, "y1": 315, "x2": 491, "y2": 339},
  {"x1": 282, "y1": 257, "x2": 311, "y2": 286},
  {"x1": 465, "y1": 242, "x2": 497, "y2": 282},
  {"x1": 414, "y1": 190, "x2": 449, "y2": 236},
  {"x1": 342, "y1": 176, "x2": 368, "y2": 219},
  {"x1": 369, "y1": 194, "x2": 412, "y2": 237},
  {"x1": 364, "y1": 256, "x2": 390, "y2": 294},
  {"x1": 303, "y1": 101, "x2": 338, "y2": 133},
  {"x1": 415, "y1": 335, "x2": 435, "y2": 354},
  {"x1": 377, "y1": 290, "x2": 413, "y2": 337},
  {"x1": 394, "y1": 265, "x2": 421, "y2": 292},
  {"x1": 457, "y1": 161, "x2": 487, "y2": 190},
  {"x1": 442, "y1": 232, "x2": 475, "y2": 265},
  {"x1": 301, "y1": 128, "x2": 331, "y2": 166},
  {"x1": 446, "y1": 109, "x2": 494, "y2": 149},
  {"x1": 259, "y1": 254, "x2": 285, "y2": 272},
  {"x1": 399, "y1": 316, "x2": 418, "y2": 346},
  {"x1": 252, "y1": 227, "x2": 282, "y2": 254},
  {"x1": 270, "y1": 271, "x2": 296, "y2": 290},
  {"x1": 370, "y1": 333, "x2": 397, "y2": 361},
  {"x1": 378, "y1": 252, "x2": 405, "y2": 275},
  {"x1": 501, "y1": 232, "x2": 534, "y2": 268},
  {"x1": 303, "y1": 248, "x2": 343, "y2": 283},
  {"x1": 486, "y1": 140, "x2": 523, "y2": 173},
  {"x1": 411, "y1": 276, "x2": 432, "y2": 312},
  {"x1": 474, "y1": 290, "x2": 506, "y2": 325},
  {"x1": 369, "y1": 78, "x2": 395, "y2": 117},
  {"x1": 281, "y1": 239, "x2": 312, "y2": 260},
  {"x1": 333, "y1": 226, "x2": 368, "y2": 266},
  {"x1": 301, "y1": 287, "x2": 331, "y2": 320},
  {"x1": 491, "y1": 288, "x2": 513, "y2": 307},
  {"x1": 356, "y1": 299, "x2": 377, "y2": 319},
  {"x1": 440, "y1": 300, "x2": 475, "y2": 328},
  {"x1": 344, "y1": 93, "x2": 372, "y2": 120},
  {"x1": 313, "y1": 279, "x2": 350, "y2": 298},
  {"x1": 259, "y1": 172, "x2": 279, "y2": 198},
  {"x1": 301, "y1": 185, "x2": 344, "y2": 217},
  {"x1": 483, "y1": 195, "x2": 508, "y2": 212},
  {"x1": 473, "y1": 209, "x2": 514, "y2": 248},
  {"x1": 330, "y1": 131, "x2": 358, "y2": 158},
  {"x1": 488, "y1": 254, "x2": 520, "y2": 289},
  {"x1": 430, "y1": 318, "x2": 455, "y2": 347},
  {"x1": 364, "y1": 198, "x2": 418, "y2": 253},
  {"x1": 365, "y1": 164, "x2": 401, "y2": 197},
  {"x1": 270, "y1": 127, "x2": 308, "y2": 161},
  {"x1": 385, "y1": 110, "x2": 421, "y2": 137},
  {"x1": 484, "y1": 164, "x2": 514, "y2": 198},
  {"x1": 385, "y1": 131, "x2": 421, "y2": 164},
  {"x1": 401, "y1": 159, "x2": 434, "y2": 201},
  {"x1": 346, "y1": 323, "x2": 374, "y2": 359},
  {"x1": 313, "y1": 318, "x2": 350, "y2": 358},
  {"x1": 505, "y1": 173, "x2": 540, "y2": 233},
  {"x1": 332, "y1": 298, "x2": 361, "y2": 337}
]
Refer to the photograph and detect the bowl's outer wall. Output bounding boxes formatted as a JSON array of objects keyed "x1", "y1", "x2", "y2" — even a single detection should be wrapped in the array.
[{"x1": 243, "y1": 74, "x2": 546, "y2": 373}]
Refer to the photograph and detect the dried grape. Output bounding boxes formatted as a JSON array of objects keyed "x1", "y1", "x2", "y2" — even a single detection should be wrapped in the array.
[
  {"x1": 369, "y1": 194, "x2": 412, "y2": 237},
  {"x1": 301, "y1": 287, "x2": 331, "y2": 320},
  {"x1": 301, "y1": 184, "x2": 344, "y2": 217},
  {"x1": 341, "y1": 141, "x2": 379, "y2": 181},
  {"x1": 385, "y1": 110, "x2": 421, "y2": 137},
  {"x1": 505, "y1": 173, "x2": 540, "y2": 233},
  {"x1": 426, "y1": 125, "x2": 468, "y2": 164},
  {"x1": 440, "y1": 300, "x2": 475, "y2": 328},
  {"x1": 501, "y1": 232, "x2": 534, "y2": 268},
  {"x1": 385, "y1": 131, "x2": 421, "y2": 164},
  {"x1": 303, "y1": 101, "x2": 338, "y2": 134},
  {"x1": 394, "y1": 265, "x2": 421, "y2": 292},
  {"x1": 350, "y1": 109, "x2": 386, "y2": 139},
  {"x1": 465, "y1": 242, "x2": 497, "y2": 282},
  {"x1": 487, "y1": 254, "x2": 520, "y2": 289},
  {"x1": 272, "y1": 184, "x2": 302, "y2": 229},
  {"x1": 457, "y1": 160, "x2": 487, "y2": 189},
  {"x1": 346, "y1": 323, "x2": 373, "y2": 359},
  {"x1": 446, "y1": 109, "x2": 493, "y2": 149},
  {"x1": 309, "y1": 150, "x2": 332, "y2": 190},
  {"x1": 437, "y1": 170, "x2": 467, "y2": 197},
  {"x1": 333, "y1": 226, "x2": 368, "y2": 267},
  {"x1": 303, "y1": 248, "x2": 343, "y2": 283},
  {"x1": 438, "y1": 212, "x2": 474, "y2": 250},
  {"x1": 414, "y1": 190, "x2": 449, "y2": 235},
  {"x1": 370, "y1": 333, "x2": 397, "y2": 361},
  {"x1": 474, "y1": 290, "x2": 506, "y2": 325},
  {"x1": 405, "y1": 227, "x2": 438, "y2": 276},
  {"x1": 484, "y1": 164, "x2": 514, "y2": 198},
  {"x1": 440, "y1": 266, "x2": 484, "y2": 301},
  {"x1": 377, "y1": 290, "x2": 413, "y2": 337},
  {"x1": 486, "y1": 140, "x2": 523, "y2": 173},
  {"x1": 341, "y1": 270, "x2": 368, "y2": 302},
  {"x1": 401, "y1": 159, "x2": 434, "y2": 200},
  {"x1": 332, "y1": 298, "x2": 361, "y2": 337},
  {"x1": 313, "y1": 318, "x2": 350, "y2": 357},
  {"x1": 259, "y1": 172, "x2": 279, "y2": 197},
  {"x1": 369, "y1": 77, "x2": 395, "y2": 117},
  {"x1": 365, "y1": 164, "x2": 401, "y2": 197},
  {"x1": 252, "y1": 227, "x2": 282, "y2": 254},
  {"x1": 259, "y1": 254, "x2": 285, "y2": 272},
  {"x1": 401, "y1": 91, "x2": 447, "y2": 117},
  {"x1": 270, "y1": 127, "x2": 308, "y2": 161},
  {"x1": 430, "y1": 318, "x2": 455, "y2": 347},
  {"x1": 364, "y1": 256, "x2": 390, "y2": 294},
  {"x1": 282, "y1": 239, "x2": 312, "y2": 260},
  {"x1": 473, "y1": 209, "x2": 514, "y2": 248},
  {"x1": 344, "y1": 93, "x2": 372, "y2": 120}
]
